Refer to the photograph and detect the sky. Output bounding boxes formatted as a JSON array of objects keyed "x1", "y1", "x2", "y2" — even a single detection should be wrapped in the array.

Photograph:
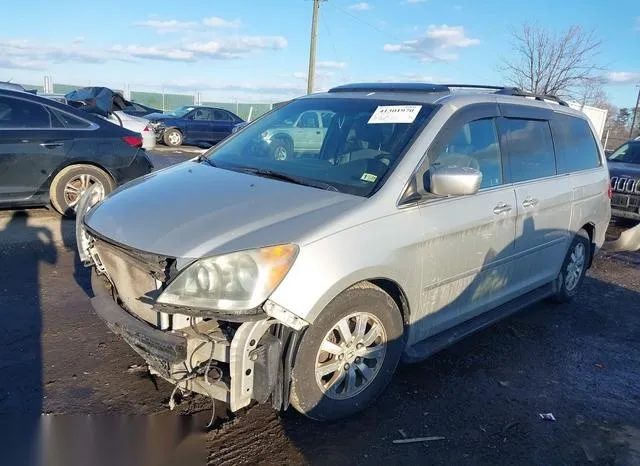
[{"x1": 1, "y1": 0, "x2": 639, "y2": 107}]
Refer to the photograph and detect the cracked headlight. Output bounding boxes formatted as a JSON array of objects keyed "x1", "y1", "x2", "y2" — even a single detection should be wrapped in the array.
[{"x1": 156, "y1": 244, "x2": 298, "y2": 312}]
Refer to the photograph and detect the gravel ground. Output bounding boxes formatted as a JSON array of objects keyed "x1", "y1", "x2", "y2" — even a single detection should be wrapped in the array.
[{"x1": 0, "y1": 150, "x2": 638, "y2": 465}]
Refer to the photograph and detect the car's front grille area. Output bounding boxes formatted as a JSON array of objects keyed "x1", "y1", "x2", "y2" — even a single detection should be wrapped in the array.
[{"x1": 91, "y1": 236, "x2": 176, "y2": 327}]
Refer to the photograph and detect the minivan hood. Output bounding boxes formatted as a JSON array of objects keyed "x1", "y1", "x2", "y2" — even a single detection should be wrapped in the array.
[{"x1": 85, "y1": 161, "x2": 363, "y2": 259}]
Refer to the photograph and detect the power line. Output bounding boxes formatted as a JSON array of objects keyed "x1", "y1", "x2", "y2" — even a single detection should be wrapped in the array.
[{"x1": 320, "y1": 9, "x2": 347, "y2": 82}]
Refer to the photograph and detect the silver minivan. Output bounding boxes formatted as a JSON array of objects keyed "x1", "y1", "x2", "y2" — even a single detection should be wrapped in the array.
[{"x1": 77, "y1": 83, "x2": 611, "y2": 421}]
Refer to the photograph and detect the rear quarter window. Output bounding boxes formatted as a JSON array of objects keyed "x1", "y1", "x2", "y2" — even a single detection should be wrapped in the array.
[{"x1": 551, "y1": 114, "x2": 601, "y2": 173}]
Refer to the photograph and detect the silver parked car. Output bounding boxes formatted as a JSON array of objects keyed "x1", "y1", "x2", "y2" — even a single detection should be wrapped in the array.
[{"x1": 76, "y1": 83, "x2": 611, "y2": 421}]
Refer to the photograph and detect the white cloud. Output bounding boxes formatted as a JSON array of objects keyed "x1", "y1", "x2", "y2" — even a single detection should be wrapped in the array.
[
  {"x1": 111, "y1": 44, "x2": 195, "y2": 61},
  {"x1": 0, "y1": 57, "x2": 47, "y2": 70},
  {"x1": 72, "y1": 37, "x2": 85, "y2": 44},
  {"x1": 0, "y1": 39, "x2": 111, "y2": 66},
  {"x1": 184, "y1": 36, "x2": 287, "y2": 59},
  {"x1": 348, "y1": 2, "x2": 372, "y2": 11},
  {"x1": 203, "y1": 17, "x2": 242, "y2": 28},
  {"x1": 384, "y1": 24, "x2": 479, "y2": 61},
  {"x1": 317, "y1": 60, "x2": 347, "y2": 69},
  {"x1": 608, "y1": 71, "x2": 640, "y2": 84},
  {"x1": 0, "y1": 33, "x2": 288, "y2": 70},
  {"x1": 135, "y1": 19, "x2": 197, "y2": 32}
]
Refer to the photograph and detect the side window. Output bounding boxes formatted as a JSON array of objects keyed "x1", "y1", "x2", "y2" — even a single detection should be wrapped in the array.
[
  {"x1": 432, "y1": 118, "x2": 503, "y2": 189},
  {"x1": 50, "y1": 108, "x2": 92, "y2": 129},
  {"x1": 192, "y1": 108, "x2": 212, "y2": 120},
  {"x1": 552, "y1": 114, "x2": 601, "y2": 173},
  {"x1": 502, "y1": 118, "x2": 556, "y2": 182},
  {"x1": 0, "y1": 96, "x2": 52, "y2": 128},
  {"x1": 297, "y1": 112, "x2": 319, "y2": 128},
  {"x1": 213, "y1": 110, "x2": 231, "y2": 121}
]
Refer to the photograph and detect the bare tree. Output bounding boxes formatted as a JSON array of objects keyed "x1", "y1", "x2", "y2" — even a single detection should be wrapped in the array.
[{"x1": 501, "y1": 23, "x2": 604, "y2": 99}]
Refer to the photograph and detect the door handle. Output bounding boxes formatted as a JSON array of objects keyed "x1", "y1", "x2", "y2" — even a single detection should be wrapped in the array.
[
  {"x1": 39, "y1": 142, "x2": 64, "y2": 148},
  {"x1": 522, "y1": 198, "x2": 539, "y2": 208},
  {"x1": 493, "y1": 202, "x2": 512, "y2": 215}
]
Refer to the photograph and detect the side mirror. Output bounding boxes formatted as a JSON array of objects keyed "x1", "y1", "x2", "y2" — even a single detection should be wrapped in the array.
[{"x1": 429, "y1": 165, "x2": 482, "y2": 196}]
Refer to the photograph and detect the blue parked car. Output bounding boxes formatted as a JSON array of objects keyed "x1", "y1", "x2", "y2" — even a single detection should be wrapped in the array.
[{"x1": 145, "y1": 106, "x2": 244, "y2": 147}]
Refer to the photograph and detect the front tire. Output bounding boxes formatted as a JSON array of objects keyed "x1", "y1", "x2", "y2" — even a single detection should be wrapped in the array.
[
  {"x1": 271, "y1": 137, "x2": 293, "y2": 161},
  {"x1": 50, "y1": 164, "x2": 113, "y2": 217},
  {"x1": 553, "y1": 229, "x2": 590, "y2": 302},
  {"x1": 163, "y1": 128, "x2": 183, "y2": 147},
  {"x1": 290, "y1": 283, "x2": 404, "y2": 421}
]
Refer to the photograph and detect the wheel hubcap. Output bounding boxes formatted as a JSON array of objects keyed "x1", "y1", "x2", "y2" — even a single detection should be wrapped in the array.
[
  {"x1": 565, "y1": 243, "x2": 586, "y2": 291},
  {"x1": 274, "y1": 146, "x2": 288, "y2": 160},
  {"x1": 168, "y1": 132, "x2": 180, "y2": 145},
  {"x1": 63, "y1": 174, "x2": 104, "y2": 211},
  {"x1": 314, "y1": 312, "x2": 387, "y2": 400}
]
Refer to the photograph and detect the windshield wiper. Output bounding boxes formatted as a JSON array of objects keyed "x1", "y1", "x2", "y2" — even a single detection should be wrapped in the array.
[
  {"x1": 236, "y1": 167, "x2": 340, "y2": 192},
  {"x1": 197, "y1": 153, "x2": 216, "y2": 166}
]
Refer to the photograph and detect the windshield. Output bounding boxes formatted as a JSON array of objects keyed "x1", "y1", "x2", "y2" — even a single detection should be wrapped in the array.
[
  {"x1": 205, "y1": 97, "x2": 434, "y2": 196},
  {"x1": 165, "y1": 106, "x2": 194, "y2": 117},
  {"x1": 608, "y1": 142, "x2": 640, "y2": 164}
]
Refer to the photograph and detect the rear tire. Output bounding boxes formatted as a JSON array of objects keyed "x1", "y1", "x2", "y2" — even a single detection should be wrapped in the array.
[
  {"x1": 163, "y1": 128, "x2": 183, "y2": 147},
  {"x1": 552, "y1": 229, "x2": 590, "y2": 303},
  {"x1": 50, "y1": 165, "x2": 113, "y2": 217},
  {"x1": 290, "y1": 283, "x2": 404, "y2": 421}
]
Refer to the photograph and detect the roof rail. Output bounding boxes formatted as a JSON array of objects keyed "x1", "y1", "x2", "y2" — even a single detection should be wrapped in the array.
[
  {"x1": 328, "y1": 83, "x2": 450, "y2": 94},
  {"x1": 494, "y1": 87, "x2": 569, "y2": 106},
  {"x1": 442, "y1": 84, "x2": 507, "y2": 91},
  {"x1": 326, "y1": 82, "x2": 570, "y2": 106}
]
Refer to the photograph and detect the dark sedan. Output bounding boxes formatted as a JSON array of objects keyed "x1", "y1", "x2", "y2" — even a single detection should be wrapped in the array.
[
  {"x1": 0, "y1": 89, "x2": 153, "y2": 217},
  {"x1": 145, "y1": 106, "x2": 244, "y2": 147}
]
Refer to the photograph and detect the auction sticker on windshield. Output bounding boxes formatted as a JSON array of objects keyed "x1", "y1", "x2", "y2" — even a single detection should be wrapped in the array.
[{"x1": 368, "y1": 105, "x2": 422, "y2": 124}]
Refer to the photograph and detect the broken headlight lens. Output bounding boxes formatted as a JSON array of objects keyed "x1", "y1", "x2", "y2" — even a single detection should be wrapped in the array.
[{"x1": 156, "y1": 244, "x2": 298, "y2": 312}]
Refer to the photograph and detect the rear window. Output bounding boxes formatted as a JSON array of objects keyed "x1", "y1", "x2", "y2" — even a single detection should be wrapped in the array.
[
  {"x1": 552, "y1": 114, "x2": 601, "y2": 173},
  {"x1": 502, "y1": 118, "x2": 556, "y2": 182}
]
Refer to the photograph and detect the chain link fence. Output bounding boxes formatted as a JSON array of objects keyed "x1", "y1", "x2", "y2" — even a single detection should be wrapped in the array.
[{"x1": 20, "y1": 80, "x2": 275, "y2": 122}]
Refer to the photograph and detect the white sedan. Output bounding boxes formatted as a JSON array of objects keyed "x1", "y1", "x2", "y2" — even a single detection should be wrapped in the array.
[{"x1": 105, "y1": 111, "x2": 156, "y2": 150}]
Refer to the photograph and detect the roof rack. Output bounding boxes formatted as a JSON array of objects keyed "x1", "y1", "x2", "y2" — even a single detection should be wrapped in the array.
[
  {"x1": 493, "y1": 87, "x2": 569, "y2": 106},
  {"x1": 328, "y1": 83, "x2": 450, "y2": 94},
  {"x1": 326, "y1": 82, "x2": 570, "y2": 106}
]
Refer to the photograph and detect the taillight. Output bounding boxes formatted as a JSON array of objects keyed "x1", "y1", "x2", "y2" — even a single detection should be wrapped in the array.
[
  {"x1": 122, "y1": 135, "x2": 143, "y2": 148},
  {"x1": 143, "y1": 124, "x2": 152, "y2": 132},
  {"x1": 607, "y1": 180, "x2": 612, "y2": 199}
]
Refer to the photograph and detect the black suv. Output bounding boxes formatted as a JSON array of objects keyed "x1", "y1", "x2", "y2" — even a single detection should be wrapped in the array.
[{"x1": 608, "y1": 139, "x2": 640, "y2": 223}]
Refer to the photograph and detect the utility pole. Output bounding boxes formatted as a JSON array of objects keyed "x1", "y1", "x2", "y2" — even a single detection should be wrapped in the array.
[
  {"x1": 630, "y1": 85, "x2": 640, "y2": 139},
  {"x1": 307, "y1": 0, "x2": 322, "y2": 94}
]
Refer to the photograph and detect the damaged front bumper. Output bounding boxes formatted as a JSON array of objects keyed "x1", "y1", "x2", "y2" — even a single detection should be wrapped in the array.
[{"x1": 89, "y1": 268, "x2": 302, "y2": 412}]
